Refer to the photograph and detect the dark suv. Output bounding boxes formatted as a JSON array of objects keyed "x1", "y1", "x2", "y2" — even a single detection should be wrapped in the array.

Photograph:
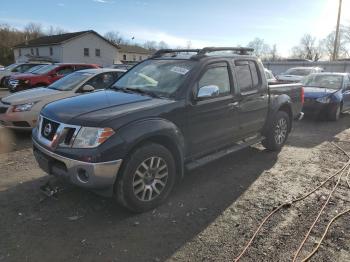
[{"x1": 32, "y1": 47, "x2": 304, "y2": 212}]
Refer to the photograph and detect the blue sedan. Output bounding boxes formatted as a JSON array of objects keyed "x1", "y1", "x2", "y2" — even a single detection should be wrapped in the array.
[{"x1": 302, "y1": 73, "x2": 350, "y2": 121}]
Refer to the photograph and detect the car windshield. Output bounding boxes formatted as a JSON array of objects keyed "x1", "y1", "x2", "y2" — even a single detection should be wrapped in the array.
[
  {"x1": 48, "y1": 72, "x2": 94, "y2": 91},
  {"x1": 285, "y1": 68, "x2": 312, "y2": 76},
  {"x1": 112, "y1": 59, "x2": 196, "y2": 97},
  {"x1": 25, "y1": 65, "x2": 46, "y2": 73},
  {"x1": 4, "y1": 64, "x2": 19, "y2": 71},
  {"x1": 303, "y1": 74, "x2": 343, "y2": 90},
  {"x1": 32, "y1": 64, "x2": 59, "y2": 74}
]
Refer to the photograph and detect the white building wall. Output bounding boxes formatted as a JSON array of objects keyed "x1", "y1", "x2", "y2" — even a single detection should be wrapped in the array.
[
  {"x1": 61, "y1": 33, "x2": 119, "y2": 66},
  {"x1": 14, "y1": 45, "x2": 62, "y2": 63}
]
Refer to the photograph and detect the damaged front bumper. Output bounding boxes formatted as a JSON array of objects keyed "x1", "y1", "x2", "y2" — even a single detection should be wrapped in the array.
[{"x1": 33, "y1": 139, "x2": 122, "y2": 197}]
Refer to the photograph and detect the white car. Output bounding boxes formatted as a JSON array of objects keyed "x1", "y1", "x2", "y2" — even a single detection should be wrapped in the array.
[
  {"x1": 277, "y1": 67, "x2": 323, "y2": 83},
  {"x1": 0, "y1": 68, "x2": 126, "y2": 130}
]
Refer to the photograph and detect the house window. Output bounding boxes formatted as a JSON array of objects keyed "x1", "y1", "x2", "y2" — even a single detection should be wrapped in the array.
[
  {"x1": 19, "y1": 49, "x2": 22, "y2": 56},
  {"x1": 123, "y1": 54, "x2": 127, "y2": 61},
  {"x1": 31, "y1": 48, "x2": 34, "y2": 55},
  {"x1": 84, "y1": 48, "x2": 89, "y2": 56},
  {"x1": 133, "y1": 55, "x2": 136, "y2": 61},
  {"x1": 139, "y1": 56, "x2": 142, "y2": 61},
  {"x1": 50, "y1": 47, "x2": 53, "y2": 56},
  {"x1": 95, "y1": 49, "x2": 101, "y2": 57},
  {"x1": 36, "y1": 48, "x2": 39, "y2": 56}
]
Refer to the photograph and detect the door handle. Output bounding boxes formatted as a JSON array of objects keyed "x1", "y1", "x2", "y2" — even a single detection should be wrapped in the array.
[{"x1": 228, "y1": 101, "x2": 240, "y2": 109}]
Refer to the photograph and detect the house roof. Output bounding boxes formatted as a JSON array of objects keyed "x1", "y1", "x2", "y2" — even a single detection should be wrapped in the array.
[
  {"x1": 14, "y1": 30, "x2": 118, "y2": 49},
  {"x1": 118, "y1": 44, "x2": 151, "y2": 55}
]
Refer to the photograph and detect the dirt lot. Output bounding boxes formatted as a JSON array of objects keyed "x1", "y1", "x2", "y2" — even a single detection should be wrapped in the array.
[{"x1": 0, "y1": 115, "x2": 349, "y2": 262}]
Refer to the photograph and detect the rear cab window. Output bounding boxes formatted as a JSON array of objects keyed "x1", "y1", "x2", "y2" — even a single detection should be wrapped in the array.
[{"x1": 234, "y1": 60, "x2": 261, "y2": 94}]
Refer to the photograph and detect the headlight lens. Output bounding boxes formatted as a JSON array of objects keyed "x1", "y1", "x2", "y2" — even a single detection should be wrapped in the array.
[
  {"x1": 12, "y1": 102, "x2": 36, "y2": 112},
  {"x1": 316, "y1": 96, "x2": 331, "y2": 103},
  {"x1": 72, "y1": 127, "x2": 115, "y2": 148}
]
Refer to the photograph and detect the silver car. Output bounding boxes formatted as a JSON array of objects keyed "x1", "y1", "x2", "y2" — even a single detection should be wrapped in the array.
[{"x1": 0, "y1": 68, "x2": 126, "y2": 130}]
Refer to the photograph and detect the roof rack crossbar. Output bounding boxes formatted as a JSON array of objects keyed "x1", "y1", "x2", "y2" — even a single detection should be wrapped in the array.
[
  {"x1": 151, "y1": 47, "x2": 254, "y2": 58},
  {"x1": 152, "y1": 49, "x2": 201, "y2": 58}
]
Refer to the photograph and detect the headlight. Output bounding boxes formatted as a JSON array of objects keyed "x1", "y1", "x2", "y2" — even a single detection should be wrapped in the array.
[
  {"x1": 12, "y1": 102, "x2": 36, "y2": 112},
  {"x1": 316, "y1": 96, "x2": 331, "y2": 103},
  {"x1": 72, "y1": 127, "x2": 115, "y2": 148}
]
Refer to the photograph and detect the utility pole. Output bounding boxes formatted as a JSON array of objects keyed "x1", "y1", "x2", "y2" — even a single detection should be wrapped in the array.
[{"x1": 332, "y1": 0, "x2": 342, "y2": 61}]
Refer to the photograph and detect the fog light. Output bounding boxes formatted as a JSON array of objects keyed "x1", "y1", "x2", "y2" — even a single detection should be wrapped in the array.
[{"x1": 77, "y1": 168, "x2": 89, "y2": 183}]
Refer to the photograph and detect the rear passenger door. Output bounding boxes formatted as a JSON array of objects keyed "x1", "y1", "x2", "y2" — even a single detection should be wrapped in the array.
[{"x1": 234, "y1": 60, "x2": 268, "y2": 136}]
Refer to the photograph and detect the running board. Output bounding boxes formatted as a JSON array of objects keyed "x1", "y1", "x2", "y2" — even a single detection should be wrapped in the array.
[{"x1": 186, "y1": 135, "x2": 264, "y2": 170}]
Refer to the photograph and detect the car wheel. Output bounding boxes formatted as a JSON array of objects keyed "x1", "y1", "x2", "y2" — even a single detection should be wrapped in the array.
[
  {"x1": 329, "y1": 103, "x2": 341, "y2": 121},
  {"x1": 115, "y1": 143, "x2": 176, "y2": 213},
  {"x1": 262, "y1": 111, "x2": 290, "y2": 151}
]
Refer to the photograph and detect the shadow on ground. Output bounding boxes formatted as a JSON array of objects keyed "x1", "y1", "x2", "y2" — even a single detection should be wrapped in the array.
[
  {"x1": 287, "y1": 113, "x2": 350, "y2": 148},
  {"x1": 0, "y1": 146, "x2": 278, "y2": 262}
]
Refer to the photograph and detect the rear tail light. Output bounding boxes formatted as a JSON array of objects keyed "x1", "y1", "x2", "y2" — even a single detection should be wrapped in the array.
[{"x1": 301, "y1": 87, "x2": 305, "y2": 104}]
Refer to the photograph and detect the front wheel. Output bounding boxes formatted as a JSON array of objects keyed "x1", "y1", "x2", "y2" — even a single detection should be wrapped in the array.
[
  {"x1": 262, "y1": 111, "x2": 290, "y2": 151},
  {"x1": 115, "y1": 143, "x2": 176, "y2": 213},
  {"x1": 328, "y1": 103, "x2": 341, "y2": 121}
]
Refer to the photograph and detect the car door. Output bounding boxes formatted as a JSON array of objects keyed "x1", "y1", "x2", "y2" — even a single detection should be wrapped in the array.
[
  {"x1": 187, "y1": 61, "x2": 241, "y2": 158},
  {"x1": 343, "y1": 75, "x2": 350, "y2": 110},
  {"x1": 234, "y1": 60, "x2": 269, "y2": 137}
]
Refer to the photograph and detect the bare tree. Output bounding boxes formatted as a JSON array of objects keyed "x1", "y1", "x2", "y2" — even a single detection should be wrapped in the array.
[
  {"x1": 143, "y1": 40, "x2": 158, "y2": 51},
  {"x1": 269, "y1": 44, "x2": 279, "y2": 61},
  {"x1": 247, "y1": 38, "x2": 271, "y2": 59},
  {"x1": 104, "y1": 31, "x2": 126, "y2": 45},
  {"x1": 290, "y1": 34, "x2": 322, "y2": 61},
  {"x1": 47, "y1": 26, "x2": 68, "y2": 36},
  {"x1": 24, "y1": 22, "x2": 44, "y2": 40},
  {"x1": 158, "y1": 41, "x2": 169, "y2": 49}
]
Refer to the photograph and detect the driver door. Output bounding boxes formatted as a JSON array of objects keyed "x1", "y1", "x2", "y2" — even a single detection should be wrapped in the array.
[{"x1": 187, "y1": 62, "x2": 241, "y2": 158}]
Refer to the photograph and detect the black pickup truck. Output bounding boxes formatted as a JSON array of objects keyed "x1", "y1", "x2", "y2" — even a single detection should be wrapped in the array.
[{"x1": 32, "y1": 47, "x2": 304, "y2": 212}]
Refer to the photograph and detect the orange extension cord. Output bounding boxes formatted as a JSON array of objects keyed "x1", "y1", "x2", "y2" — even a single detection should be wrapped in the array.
[{"x1": 234, "y1": 142, "x2": 350, "y2": 262}]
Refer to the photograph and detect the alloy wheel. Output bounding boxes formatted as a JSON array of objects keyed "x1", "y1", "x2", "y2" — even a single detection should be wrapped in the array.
[{"x1": 274, "y1": 118, "x2": 288, "y2": 145}]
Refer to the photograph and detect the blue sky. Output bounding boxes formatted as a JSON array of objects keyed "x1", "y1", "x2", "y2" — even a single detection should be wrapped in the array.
[{"x1": 0, "y1": 0, "x2": 349, "y2": 56}]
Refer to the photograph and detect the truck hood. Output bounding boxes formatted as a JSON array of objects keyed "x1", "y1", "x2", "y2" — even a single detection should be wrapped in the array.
[
  {"x1": 41, "y1": 90, "x2": 173, "y2": 126},
  {"x1": 1, "y1": 88, "x2": 64, "y2": 105},
  {"x1": 304, "y1": 87, "x2": 338, "y2": 99}
]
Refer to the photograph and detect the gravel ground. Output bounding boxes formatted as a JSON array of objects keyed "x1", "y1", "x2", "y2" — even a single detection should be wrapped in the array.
[{"x1": 0, "y1": 114, "x2": 349, "y2": 262}]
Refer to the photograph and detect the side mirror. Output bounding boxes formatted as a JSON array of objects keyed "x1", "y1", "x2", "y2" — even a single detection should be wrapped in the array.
[
  {"x1": 197, "y1": 85, "x2": 220, "y2": 99},
  {"x1": 81, "y1": 84, "x2": 95, "y2": 92}
]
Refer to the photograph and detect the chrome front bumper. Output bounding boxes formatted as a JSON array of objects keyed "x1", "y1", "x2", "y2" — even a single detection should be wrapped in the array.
[{"x1": 33, "y1": 139, "x2": 122, "y2": 196}]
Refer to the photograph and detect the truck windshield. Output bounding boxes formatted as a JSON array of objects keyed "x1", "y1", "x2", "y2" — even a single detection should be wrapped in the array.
[
  {"x1": 303, "y1": 74, "x2": 343, "y2": 90},
  {"x1": 48, "y1": 72, "x2": 94, "y2": 91},
  {"x1": 112, "y1": 59, "x2": 196, "y2": 97},
  {"x1": 285, "y1": 68, "x2": 312, "y2": 76}
]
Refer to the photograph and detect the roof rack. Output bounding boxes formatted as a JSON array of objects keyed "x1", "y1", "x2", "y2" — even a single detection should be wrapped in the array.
[{"x1": 151, "y1": 47, "x2": 254, "y2": 58}]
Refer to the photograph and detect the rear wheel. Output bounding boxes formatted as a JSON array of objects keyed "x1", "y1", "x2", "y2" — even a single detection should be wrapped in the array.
[
  {"x1": 115, "y1": 143, "x2": 176, "y2": 213},
  {"x1": 328, "y1": 103, "x2": 341, "y2": 121},
  {"x1": 262, "y1": 111, "x2": 290, "y2": 151}
]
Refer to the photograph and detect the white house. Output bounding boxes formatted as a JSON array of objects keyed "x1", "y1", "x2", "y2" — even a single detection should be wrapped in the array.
[{"x1": 13, "y1": 30, "x2": 151, "y2": 66}]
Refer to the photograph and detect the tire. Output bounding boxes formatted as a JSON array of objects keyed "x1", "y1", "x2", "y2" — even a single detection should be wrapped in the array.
[
  {"x1": 329, "y1": 103, "x2": 341, "y2": 121},
  {"x1": 262, "y1": 111, "x2": 290, "y2": 151},
  {"x1": 115, "y1": 143, "x2": 176, "y2": 213}
]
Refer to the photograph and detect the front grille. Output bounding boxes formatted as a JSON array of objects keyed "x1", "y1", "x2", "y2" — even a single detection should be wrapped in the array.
[
  {"x1": 0, "y1": 107, "x2": 8, "y2": 114},
  {"x1": 41, "y1": 118, "x2": 60, "y2": 141},
  {"x1": 38, "y1": 116, "x2": 80, "y2": 148},
  {"x1": 13, "y1": 121, "x2": 31, "y2": 127}
]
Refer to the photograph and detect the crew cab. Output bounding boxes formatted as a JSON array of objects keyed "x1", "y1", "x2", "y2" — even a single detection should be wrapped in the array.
[
  {"x1": 7, "y1": 63, "x2": 100, "y2": 92},
  {"x1": 32, "y1": 47, "x2": 304, "y2": 212}
]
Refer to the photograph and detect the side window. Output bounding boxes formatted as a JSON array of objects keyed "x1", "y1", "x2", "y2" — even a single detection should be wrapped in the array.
[
  {"x1": 198, "y1": 65, "x2": 231, "y2": 96},
  {"x1": 235, "y1": 60, "x2": 260, "y2": 93},
  {"x1": 56, "y1": 66, "x2": 74, "y2": 76},
  {"x1": 75, "y1": 65, "x2": 92, "y2": 71},
  {"x1": 86, "y1": 73, "x2": 115, "y2": 89}
]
